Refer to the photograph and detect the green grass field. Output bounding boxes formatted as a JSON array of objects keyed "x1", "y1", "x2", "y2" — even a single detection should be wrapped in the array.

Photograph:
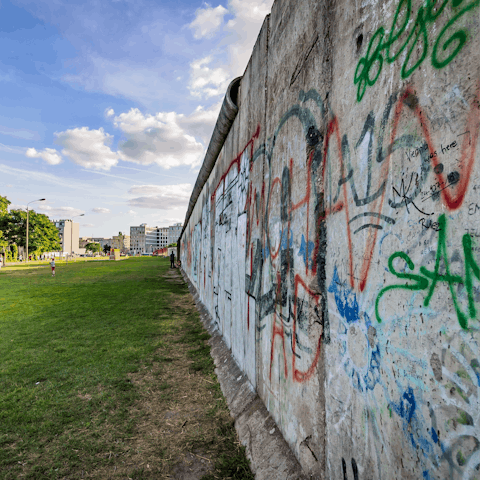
[{"x1": 0, "y1": 258, "x2": 253, "y2": 479}]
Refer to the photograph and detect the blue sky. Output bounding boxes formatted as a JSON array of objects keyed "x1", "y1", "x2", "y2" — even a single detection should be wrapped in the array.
[{"x1": 0, "y1": 0, "x2": 272, "y2": 238}]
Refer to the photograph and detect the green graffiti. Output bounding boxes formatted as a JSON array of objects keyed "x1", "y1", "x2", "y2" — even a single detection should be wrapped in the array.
[
  {"x1": 375, "y1": 214, "x2": 480, "y2": 329},
  {"x1": 354, "y1": 0, "x2": 480, "y2": 102}
]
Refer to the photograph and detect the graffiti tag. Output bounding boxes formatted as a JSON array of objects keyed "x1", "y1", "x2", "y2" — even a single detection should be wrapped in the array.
[
  {"x1": 375, "y1": 214, "x2": 480, "y2": 329},
  {"x1": 354, "y1": 0, "x2": 480, "y2": 102}
]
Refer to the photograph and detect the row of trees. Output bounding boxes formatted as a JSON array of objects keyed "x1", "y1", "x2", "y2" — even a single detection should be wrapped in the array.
[{"x1": 0, "y1": 195, "x2": 61, "y2": 259}]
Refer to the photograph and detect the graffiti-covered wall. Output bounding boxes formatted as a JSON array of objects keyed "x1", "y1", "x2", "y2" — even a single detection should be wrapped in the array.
[{"x1": 180, "y1": 0, "x2": 480, "y2": 477}]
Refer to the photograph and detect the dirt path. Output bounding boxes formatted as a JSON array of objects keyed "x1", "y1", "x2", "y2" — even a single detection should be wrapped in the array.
[{"x1": 88, "y1": 268, "x2": 251, "y2": 479}]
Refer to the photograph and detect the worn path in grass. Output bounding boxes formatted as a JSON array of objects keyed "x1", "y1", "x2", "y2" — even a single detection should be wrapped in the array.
[{"x1": 0, "y1": 258, "x2": 253, "y2": 479}]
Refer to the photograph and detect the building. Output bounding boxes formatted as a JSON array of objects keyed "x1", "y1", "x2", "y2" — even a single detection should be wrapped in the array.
[
  {"x1": 79, "y1": 237, "x2": 91, "y2": 248},
  {"x1": 158, "y1": 227, "x2": 169, "y2": 248},
  {"x1": 168, "y1": 223, "x2": 182, "y2": 244},
  {"x1": 130, "y1": 224, "x2": 153, "y2": 254},
  {"x1": 130, "y1": 224, "x2": 171, "y2": 254},
  {"x1": 54, "y1": 219, "x2": 80, "y2": 254},
  {"x1": 112, "y1": 234, "x2": 130, "y2": 253},
  {"x1": 91, "y1": 238, "x2": 112, "y2": 250},
  {"x1": 80, "y1": 237, "x2": 112, "y2": 251}
]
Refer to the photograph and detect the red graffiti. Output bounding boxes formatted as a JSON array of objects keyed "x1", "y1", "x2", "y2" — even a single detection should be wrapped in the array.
[
  {"x1": 292, "y1": 275, "x2": 322, "y2": 383},
  {"x1": 269, "y1": 312, "x2": 288, "y2": 381}
]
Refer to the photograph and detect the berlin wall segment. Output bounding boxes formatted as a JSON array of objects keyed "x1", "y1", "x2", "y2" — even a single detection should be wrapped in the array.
[{"x1": 180, "y1": 0, "x2": 480, "y2": 477}]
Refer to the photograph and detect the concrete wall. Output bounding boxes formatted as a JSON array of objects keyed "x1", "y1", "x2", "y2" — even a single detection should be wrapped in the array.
[{"x1": 180, "y1": 0, "x2": 480, "y2": 477}]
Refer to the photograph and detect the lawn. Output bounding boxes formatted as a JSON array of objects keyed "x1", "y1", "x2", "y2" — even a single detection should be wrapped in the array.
[{"x1": 0, "y1": 257, "x2": 252, "y2": 479}]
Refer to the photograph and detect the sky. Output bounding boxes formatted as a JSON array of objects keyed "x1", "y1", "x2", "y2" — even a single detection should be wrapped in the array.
[{"x1": 0, "y1": 0, "x2": 273, "y2": 238}]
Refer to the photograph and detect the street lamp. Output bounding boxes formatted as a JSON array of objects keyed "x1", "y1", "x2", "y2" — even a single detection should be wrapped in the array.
[
  {"x1": 69, "y1": 214, "x2": 84, "y2": 261},
  {"x1": 26, "y1": 198, "x2": 46, "y2": 263}
]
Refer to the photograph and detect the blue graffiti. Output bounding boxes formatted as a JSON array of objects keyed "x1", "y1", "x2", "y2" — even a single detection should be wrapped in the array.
[
  {"x1": 392, "y1": 388, "x2": 416, "y2": 424},
  {"x1": 298, "y1": 235, "x2": 315, "y2": 269},
  {"x1": 328, "y1": 267, "x2": 360, "y2": 323},
  {"x1": 390, "y1": 388, "x2": 433, "y2": 455},
  {"x1": 330, "y1": 267, "x2": 381, "y2": 392},
  {"x1": 280, "y1": 228, "x2": 293, "y2": 250}
]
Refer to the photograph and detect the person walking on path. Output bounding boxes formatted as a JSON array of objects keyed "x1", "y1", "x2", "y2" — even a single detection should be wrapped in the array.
[
  {"x1": 50, "y1": 258, "x2": 56, "y2": 277},
  {"x1": 170, "y1": 251, "x2": 175, "y2": 268}
]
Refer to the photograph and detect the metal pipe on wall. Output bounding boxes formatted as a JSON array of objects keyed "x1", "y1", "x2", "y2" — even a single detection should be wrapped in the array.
[{"x1": 178, "y1": 76, "x2": 241, "y2": 260}]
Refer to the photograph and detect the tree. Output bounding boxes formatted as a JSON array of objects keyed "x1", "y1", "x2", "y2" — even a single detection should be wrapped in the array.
[
  {"x1": 103, "y1": 243, "x2": 111, "y2": 254},
  {"x1": 86, "y1": 242, "x2": 102, "y2": 254},
  {"x1": 0, "y1": 208, "x2": 61, "y2": 255},
  {"x1": 0, "y1": 195, "x2": 11, "y2": 249},
  {"x1": 0, "y1": 195, "x2": 10, "y2": 216}
]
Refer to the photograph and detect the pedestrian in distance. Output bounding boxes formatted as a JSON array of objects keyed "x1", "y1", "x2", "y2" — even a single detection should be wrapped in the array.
[
  {"x1": 50, "y1": 257, "x2": 56, "y2": 277},
  {"x1": 170, "y1": 251, "x2": 175, "y2": 268}
]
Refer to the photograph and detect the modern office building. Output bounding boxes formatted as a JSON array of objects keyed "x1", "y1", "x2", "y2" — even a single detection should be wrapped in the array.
[{"x1": 54, "y1": 219, "x2": 80, "y2": 254}]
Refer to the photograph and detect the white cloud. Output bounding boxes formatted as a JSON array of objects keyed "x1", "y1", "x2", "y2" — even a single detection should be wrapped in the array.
[
  {"x1": 55, "y1": 127, "x2": 119, "y2": 171},
  {"x1": 114, "y1": 108, "x2": 205, "y2": 169},
  {"x1": 8, "y1": 203, "x2": 27, "y2": 211},
  {"x1": 153, "y1": 217, "x2": 185, "y2": 227},
  {"x1": 187, "y1": 0, "x2": 273, "y2": 98},
  {"x1": 188, "y1": 56, "x2": 230, "y2": 98},
  {"x1": 127, "y1": 209, "x2": 136, "y2": 215},
  {"x1": 0, "y1": 143, "x2": 25, "y2": 155},
  {"x1": 25, "y1": 101, "x2": 219, "y2": 175},
  {"x1": 62, "y1": 55, "x2": 179, "y2": 109},
  {"x1": 225, "y1": 0, "x2": 273, "y2": 73},
  {"x1": 37, "y1": 204, "x2": 85, "y2": 218},
  {"x1": 189, "y1": 4, "x2": 228, "y2": 39},
  {"x1": 127, "y1": 183, "x2": 192, "y2": 209},
  {"x1": 0, "y1": 125, "x2": 40, "y2": 141},
  {"x1": 92, "y1": 207, "x2": 111, "y2": 213},
  {"x1": 25, "y1": 147, "x2": 63, "y2": 165},
  {"x1": 82, "y1": 223, "x2": 95, "y2": 228},
  {"x1": 105, "y1": 108, "x2": 115, "y2": 117},
  {"x1": 180, "y1": 102, "x2": 221, "y2": 143},
  {"x1": 0, "y1": 163, "x2": 90, "y2": 189}
]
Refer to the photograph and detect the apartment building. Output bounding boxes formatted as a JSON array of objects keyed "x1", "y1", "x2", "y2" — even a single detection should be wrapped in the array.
[
  {"x1": 130, "y1": 224, "x2": 153, "y2": 254},
  {"x1": 130, "y1": 224, "x2": 172, "y2": 254},
  {"x1": 168, "y1": 223, "x2": 182, "y2": 244},
  {"x1": 158, "y1": 227, "x2": 169, "y2": 248},
  {"x1": 54, "y1": 219, "x2": 80, "y2": 254}
]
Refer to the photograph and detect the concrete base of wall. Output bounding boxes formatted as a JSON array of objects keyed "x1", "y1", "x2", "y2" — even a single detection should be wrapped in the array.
[{"x1": 180, "y1": 268, "x2": 309, "y2": 480}]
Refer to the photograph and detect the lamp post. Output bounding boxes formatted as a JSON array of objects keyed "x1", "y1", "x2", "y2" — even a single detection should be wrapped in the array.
[
  {"x1": 26, "y1": 198, "x2": 45, "y2": 263},
  {"x1": 69, "y1": 214, "x2": 84, "y2": 262}
]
